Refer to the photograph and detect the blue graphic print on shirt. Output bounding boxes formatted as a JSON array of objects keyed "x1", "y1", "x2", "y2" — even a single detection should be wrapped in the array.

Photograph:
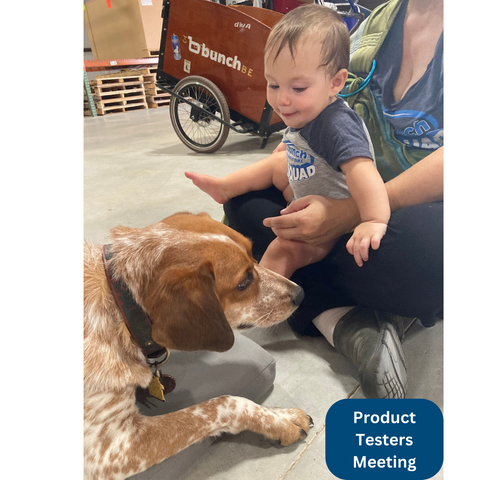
[
  {"x1": 284, "y1": 140, "x2": 316, "y2": 181},
  {"x1": 382, "y1": 108, "x2": 444, "y2": 149}
]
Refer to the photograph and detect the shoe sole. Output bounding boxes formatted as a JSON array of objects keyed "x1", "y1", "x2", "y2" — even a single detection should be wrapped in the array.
[{"x1": 360, "y1": 322, "x2": 408, "y2": 399}]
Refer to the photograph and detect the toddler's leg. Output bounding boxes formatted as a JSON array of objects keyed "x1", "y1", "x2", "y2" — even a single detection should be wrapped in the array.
[
  {"x1": 184, "y1": 171, "x2": 230, "y2": 204},
  {"x1": 260, "y1": 238, "x2": 337, "y2": 279},
  {"x1": 185, "y1": 151, "x2": 289, "y2": 205}
]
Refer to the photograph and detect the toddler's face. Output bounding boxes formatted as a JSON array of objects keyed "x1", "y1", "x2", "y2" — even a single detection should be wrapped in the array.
[{"x1": 265, "y1": 40, "x2": 339, "y2": 129}]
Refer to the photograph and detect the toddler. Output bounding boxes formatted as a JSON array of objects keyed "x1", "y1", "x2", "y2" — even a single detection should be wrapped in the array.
[{"x1": 186, "y1": 5, "x2": 390, "y2": 278}]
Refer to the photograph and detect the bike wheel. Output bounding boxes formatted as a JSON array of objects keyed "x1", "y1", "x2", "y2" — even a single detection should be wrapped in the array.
[{"x1": 169, "y1": 76, "x2": 230, "y2": 153}]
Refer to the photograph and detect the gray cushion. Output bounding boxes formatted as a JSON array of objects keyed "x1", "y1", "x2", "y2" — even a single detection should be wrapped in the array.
[{"x1": 127, "y1": 332, "x2": 276, "y2": 480}]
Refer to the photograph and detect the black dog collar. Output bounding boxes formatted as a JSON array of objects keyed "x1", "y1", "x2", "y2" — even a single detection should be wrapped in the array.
[{"x1": 102, "y1": 244, "x2": 167, "y2": 362}]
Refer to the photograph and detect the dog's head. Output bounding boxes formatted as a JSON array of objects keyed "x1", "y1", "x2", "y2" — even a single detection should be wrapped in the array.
[{"x1": 107, "y1": 212, "x2": 304, "y2": 353}]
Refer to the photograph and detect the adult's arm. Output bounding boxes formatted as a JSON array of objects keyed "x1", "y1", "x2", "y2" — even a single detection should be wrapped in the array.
[
  {"x1": 263, "y1": 147, "x2": 443, "y2": 245},
  {"x1": 386, "y1": 146, "x2": 443, "y2": 212}
]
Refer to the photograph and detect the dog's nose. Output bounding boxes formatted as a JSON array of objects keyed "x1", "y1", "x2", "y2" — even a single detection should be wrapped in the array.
[{"x1": 292, "y1": 285, "x2": 305, "y2": 307}]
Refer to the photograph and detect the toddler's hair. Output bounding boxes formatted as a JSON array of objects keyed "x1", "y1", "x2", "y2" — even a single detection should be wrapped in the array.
[{"x1": 265, "y1": 4, "x2": 350, "y2": 77}]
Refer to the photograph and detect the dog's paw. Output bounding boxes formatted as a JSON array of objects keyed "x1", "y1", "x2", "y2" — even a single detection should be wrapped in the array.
[{"x1": 267, "y1": 408, "x2": 314, "y2": 446}]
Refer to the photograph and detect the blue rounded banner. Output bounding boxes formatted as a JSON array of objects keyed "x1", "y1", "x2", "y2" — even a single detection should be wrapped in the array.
[{"x1": 325, "y1": 399, "x2": 443, "y2": 479}]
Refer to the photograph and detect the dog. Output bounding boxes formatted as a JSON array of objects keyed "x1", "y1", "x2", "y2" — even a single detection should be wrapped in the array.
[{"x1": 84, "y1": 212, "x2": 312, "y2": 480}]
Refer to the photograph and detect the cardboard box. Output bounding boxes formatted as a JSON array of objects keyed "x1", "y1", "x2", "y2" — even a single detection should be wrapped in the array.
[{"x1": 85, "y1": 0, "x2": 164, "y2": 59}]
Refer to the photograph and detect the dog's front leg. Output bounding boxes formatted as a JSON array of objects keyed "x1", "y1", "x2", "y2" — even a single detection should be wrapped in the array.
[{"x1": 99, "y1": 395, "x2": 312, "y2": 480}]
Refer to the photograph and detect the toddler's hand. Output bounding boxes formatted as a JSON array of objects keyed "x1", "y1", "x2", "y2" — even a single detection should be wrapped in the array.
[{"x1": 346, "y1": 222, "x2": 387, "y2": 267}]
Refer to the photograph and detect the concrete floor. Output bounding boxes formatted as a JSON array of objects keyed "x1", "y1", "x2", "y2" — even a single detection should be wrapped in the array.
[{"x1": 84, "y1": 107, "x2": 443, "y2": 479}]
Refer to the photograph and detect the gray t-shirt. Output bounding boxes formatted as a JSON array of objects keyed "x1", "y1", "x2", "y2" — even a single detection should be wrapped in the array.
[{"x1": 283, "y1": 98, "x2": 375, "y2": 200}]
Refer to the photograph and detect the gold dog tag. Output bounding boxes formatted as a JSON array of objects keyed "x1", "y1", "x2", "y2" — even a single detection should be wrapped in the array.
[{"x1": 148, "y1": 375, "x2": 165, "y2": 401}]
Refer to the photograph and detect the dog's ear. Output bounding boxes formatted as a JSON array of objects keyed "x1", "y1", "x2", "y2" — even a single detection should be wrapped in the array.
[{"x1": 146, "y1": 262, "x2": 235, "y2": 352}]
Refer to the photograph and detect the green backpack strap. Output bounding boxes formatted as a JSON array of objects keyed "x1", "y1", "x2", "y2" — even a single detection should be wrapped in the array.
[{"x1": 349, "y1": 0, "x2": 404, "y2": 75}]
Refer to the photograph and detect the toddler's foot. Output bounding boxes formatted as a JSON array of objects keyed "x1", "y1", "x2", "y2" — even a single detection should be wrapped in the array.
[{"x1": 185, "y1": 171, "x2": 230, "y2": 204}]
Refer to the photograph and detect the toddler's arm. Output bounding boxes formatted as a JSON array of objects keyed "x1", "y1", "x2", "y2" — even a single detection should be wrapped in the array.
[{"x1": 341, "y1": 157, "x2": 390, "y2": 267}]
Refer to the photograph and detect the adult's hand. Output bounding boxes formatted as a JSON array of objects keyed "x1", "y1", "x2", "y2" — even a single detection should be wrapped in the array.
[{"x1": 263, "y1": 195, "x2": 361, "y2": 245}]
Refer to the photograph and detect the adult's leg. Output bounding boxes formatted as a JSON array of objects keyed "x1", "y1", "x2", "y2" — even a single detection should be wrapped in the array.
[
  {"x1": 291, "y1": 201, "x2": 443, "y2": 399},
  {"x1": 224, "y1": 186, "x2": 285, "y2": 262},
  {"x1": 225, "y1": 191, "x2": 443, "y2": 331},
  {"x1": 288, "y1": 201, "x2": 444, "y2": 334}
]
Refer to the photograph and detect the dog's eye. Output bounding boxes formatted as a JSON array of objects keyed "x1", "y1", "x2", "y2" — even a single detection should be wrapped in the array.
[{"x1": 236, "y1": 272, "x2": 253, "y2": 291}]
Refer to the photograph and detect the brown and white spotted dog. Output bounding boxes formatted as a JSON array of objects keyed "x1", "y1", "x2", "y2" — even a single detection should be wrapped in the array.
[{"x1": 84, "y1": 212, "x2": 312, "y2": 480}]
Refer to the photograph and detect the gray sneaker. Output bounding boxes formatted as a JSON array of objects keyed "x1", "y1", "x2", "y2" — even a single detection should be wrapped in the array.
[{"x1": 332, "y1": 306, "x2": 408, "y2": 399}]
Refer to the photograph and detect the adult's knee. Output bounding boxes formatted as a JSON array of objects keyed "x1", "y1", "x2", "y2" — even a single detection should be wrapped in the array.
[{"x1": 224, "y1": 187, "x2": 287, "y2": 261}]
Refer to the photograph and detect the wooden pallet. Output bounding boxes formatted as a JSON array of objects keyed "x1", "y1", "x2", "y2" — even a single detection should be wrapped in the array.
[
  {"x1": 95, "y1": 101, "x2": 148, "y2": 115},
  {"x1": 143, "y1": 72, "x2": 171, "y2": 108},
  {"x1": 146, "y1": 92, "x2": 171, "y2": 108},
  {"x1": 89, "y1": 75, "x2": 148, "y2": 116},
  {"x1": 84, "y1": 68, "x2": 170, "y2": 116},
  {"x1": 142, "y1": 68, "x2": 171, "y2": 109},
  {"x1": 118, "y1": 67, "x2": 172, "y2": 109},
  {"x1": 90, "y1": 75, "x2": 146, "y2": 88},
  {"x1": 94, "y1": 68, "x2": 152, "y2": 80}
]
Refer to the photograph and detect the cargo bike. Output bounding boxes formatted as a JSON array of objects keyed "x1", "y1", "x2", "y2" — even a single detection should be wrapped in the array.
[
  {"x1": 155, "y1": 0, "x2": 286, "y2": 153},
  {"x1": 155, "y1": 0, "x2": 367, "y2": 153}
]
